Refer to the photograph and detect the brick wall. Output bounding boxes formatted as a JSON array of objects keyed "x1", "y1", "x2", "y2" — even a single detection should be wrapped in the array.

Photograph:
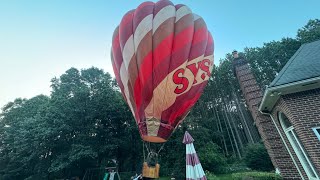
[
  {"x1": 271, "y1": 88, "x2": 320, "y2": 179},
  {"x1": 233, "y1": 58, "x2": 301, "y2": 179}
]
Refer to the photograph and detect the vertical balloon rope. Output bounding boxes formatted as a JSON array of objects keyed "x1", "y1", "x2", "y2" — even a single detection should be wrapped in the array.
[
  {"x1": 157, "y1": 143, "x2": 165, "y2": 155},
  {"x1": 144, "y1": 142, "x2": 150, "y2": 155}
]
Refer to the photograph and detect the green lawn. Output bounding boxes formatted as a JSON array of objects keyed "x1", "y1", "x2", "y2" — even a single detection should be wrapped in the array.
[
  {"x1": 158, "y1": 171, "x2": 282, "y2": 180},
  {"x1": 207, "y1": 172, "x2": 282, "y2": 180},
  {"x1": 214, "y1": 174, "x2": 233, "y2": 180},
  {"x1": 157, "y1": 175, "x2": 231, "y2": 180}
]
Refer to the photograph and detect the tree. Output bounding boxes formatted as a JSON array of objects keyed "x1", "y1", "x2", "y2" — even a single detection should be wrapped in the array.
[
  {"x1": 0, "y1": 67, "x2": 136, "y2": 179},
  {"x1": 47, "y1": 67, "x2": 135, "y2": 177},
  {"x1": 297, "y1": 19, "x2": 320, "y2": 43},
  {"x1": 0, "y1": 95, "x2": 50, "y2": 179}
]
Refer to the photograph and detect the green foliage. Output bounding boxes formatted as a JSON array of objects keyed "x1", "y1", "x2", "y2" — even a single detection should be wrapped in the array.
[
  {"x1": 231, "y1": 171, "x2": 282, "y2": 180},
  {"x1": 297, "y1": 19, "x2": 320, "y2": 43},
  {"x1": 0, "y1": 95, "x2": 51, "y2": 179},
  {"x1": 0, "y1": 67, "x2": 136, "y2": 179},
  {"x1": 159, "y1": 127, "x2": 186, "y2": 180},
  {"x1": 243, "y1": 143, "x2": 274, "y2": 171},
  {"x1": 198, "y1": 143, "x2": 227, "y2": 174}
]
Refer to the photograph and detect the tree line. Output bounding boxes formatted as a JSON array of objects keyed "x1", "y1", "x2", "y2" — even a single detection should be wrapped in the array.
[{"x1": 0, "y1": 19, "x2": 319, "y2": 180}]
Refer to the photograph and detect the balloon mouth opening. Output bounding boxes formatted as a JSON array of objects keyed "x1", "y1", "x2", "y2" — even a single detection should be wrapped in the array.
[{"x1": 142, "y1": 136, "x2": 167, "y2": 143}]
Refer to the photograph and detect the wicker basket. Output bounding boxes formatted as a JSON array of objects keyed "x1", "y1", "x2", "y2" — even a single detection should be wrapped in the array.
[{"x1": 142, "y1": 162, "x2": 160, "y2": 179}]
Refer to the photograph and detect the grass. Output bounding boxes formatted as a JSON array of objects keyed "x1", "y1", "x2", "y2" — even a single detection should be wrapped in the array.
[
  {"x1": 207, "y1": 171, "x2": 282, "y2": 180},
  {"x1": 215, "y1": 174, "x2": 233, "y2": 180},
  {"x1": 157, "y1": 171, "x2": 282, "y2": 180}
]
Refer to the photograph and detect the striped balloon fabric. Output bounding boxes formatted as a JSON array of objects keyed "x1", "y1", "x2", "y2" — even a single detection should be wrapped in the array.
[
  {"x1": 183, "y1": 131, "x2": 207, "y2": 180},
  {"x1": 111, "y1": 0, "x2": 214, "y2": 143}
]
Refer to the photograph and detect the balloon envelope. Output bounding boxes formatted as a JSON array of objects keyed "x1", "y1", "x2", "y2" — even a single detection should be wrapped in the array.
[{"x1": 111, "y1": 0, "x2": 214, "y2": 143}]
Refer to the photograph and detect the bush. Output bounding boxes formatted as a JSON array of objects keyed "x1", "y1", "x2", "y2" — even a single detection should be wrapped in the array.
[
  {"x1": 198, "y1": 143, "x2": 227, "y2": 174},
  {"x1": 243, "y1": 143, "x2": 274, "y2": 171},
  {"x1": 231, "y1": 171, "x2": 282, "y2": 180}
]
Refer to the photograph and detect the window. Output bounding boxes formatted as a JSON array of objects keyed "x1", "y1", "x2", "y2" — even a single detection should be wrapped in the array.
[
  {"x1": 312, "y1": 127, "x2": 320, "y2": 141},
  {"x1": 279, "y1": 112, "x2": 319, "y2": 180}
]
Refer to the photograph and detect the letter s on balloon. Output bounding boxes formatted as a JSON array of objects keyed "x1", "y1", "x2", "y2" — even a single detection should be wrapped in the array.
[{"x1": 173, "y1": 69, "x2": 189, "y2": 94}]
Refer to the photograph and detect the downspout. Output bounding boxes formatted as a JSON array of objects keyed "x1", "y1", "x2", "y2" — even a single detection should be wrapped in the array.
[{"x1": 259, "y1": 110, "x2": 305, "y2": 180}]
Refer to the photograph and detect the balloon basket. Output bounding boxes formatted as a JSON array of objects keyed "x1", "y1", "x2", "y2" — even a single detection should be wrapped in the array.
[{"x1": 142, "y1": 162, "x2": 160, "y2": 179}]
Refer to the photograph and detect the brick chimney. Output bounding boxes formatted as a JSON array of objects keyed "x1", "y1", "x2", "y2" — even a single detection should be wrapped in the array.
[{"x1": 232, "y1": 51, "x2": 301, "y2": 179}]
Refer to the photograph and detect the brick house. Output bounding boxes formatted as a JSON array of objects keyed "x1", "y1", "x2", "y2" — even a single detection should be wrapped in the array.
[{"x1": 233, "y1": 40, "x2": 320, "y2": 179}]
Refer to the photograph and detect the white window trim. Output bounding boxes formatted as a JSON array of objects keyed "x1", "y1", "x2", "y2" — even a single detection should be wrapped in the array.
[
  {"x1": 312, "y1": 127, "x2": 320, "y2": 141},
  {"x1": 279, "y1": 112, "x2": 319, "y2": 180},
  {"x1": 287, "y1": 130, "x2": 318, "y2": 180},
  {"x1": 267, "y1": 114, "x2": 305, "y2": 179}
]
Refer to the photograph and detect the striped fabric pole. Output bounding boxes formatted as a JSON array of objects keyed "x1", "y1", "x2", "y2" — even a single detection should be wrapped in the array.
[{"x1": 183, "y1": 131, "x2": 207, "y2": 180}]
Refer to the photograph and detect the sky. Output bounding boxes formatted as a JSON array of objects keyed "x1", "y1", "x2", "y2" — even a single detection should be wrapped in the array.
[{"x1": 0, "y1": 0, "x2": 320, "y2": 110}]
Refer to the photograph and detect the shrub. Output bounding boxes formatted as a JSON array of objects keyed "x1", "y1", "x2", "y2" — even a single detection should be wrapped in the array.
[
  {"x1": 198, "y1": 142, "x2": 227, "y2": 174},
  {"x1": 243, "y1": 143, "x2": 274, "y2": 171}
]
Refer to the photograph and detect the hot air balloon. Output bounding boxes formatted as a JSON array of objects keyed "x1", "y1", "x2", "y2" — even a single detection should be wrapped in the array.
[{"x1": 111, "y1": 0, "x2": 214, "y2": 178}]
